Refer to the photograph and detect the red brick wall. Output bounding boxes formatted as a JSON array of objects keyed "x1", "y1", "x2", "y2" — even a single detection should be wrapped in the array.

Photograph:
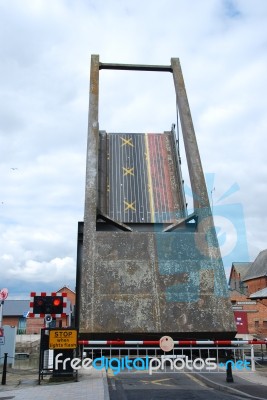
[
  {"x1": 230, "y1": 289, "x2": 267, "y2": 337},
  {"x1": 26, "y1": 315, "x2": 70, "y2": 334},
  {"x1": 2, "y1": 316, "x2": 20, "y2": 327},
  {"x1": 229, "y1": 267, "x2": 248, "y2": 294},
  {"x1": 246, "y1": 277, "x2": 267, "y2": 296},
  {"x1": 57, "y1": 287, "x2": 76, "y2": 305},
  {"x1": 26, "y1": 318, "x2": 44, "y2": 334},
  {"x1": 229, "y1": 268, "x2": 240, "y2": 290}
]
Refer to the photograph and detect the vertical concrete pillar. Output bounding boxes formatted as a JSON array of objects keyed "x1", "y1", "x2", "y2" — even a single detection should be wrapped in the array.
[
  {"x1": 84, "y1": 54, "x2": 100, "y2": 228},
  {"x1": 171, "y1": 58, "x2": 210, "y2": 211},
  {"x1": 80, "y1": 55, "x2": 100, "y2": 331},
  {"x1": 171, "y1": 58, "x2": 224, "y2": 271}
]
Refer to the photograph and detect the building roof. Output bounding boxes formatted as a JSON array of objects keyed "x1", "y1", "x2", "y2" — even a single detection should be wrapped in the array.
[
  {"x1": 243, "y1": 250, "x2": 267, "y2": 281},
  {"x1": 2, "y1": 300, "x2": 29, "y2": 316},
  {"x1": 228, "y1": 288, "x2": 247, "y2": 299},
  {"x1": 249, "y1": 287, "x2": 267, "y2": 299},
  {"x1": 56, "y1": 285, "x2": 76, "y2": 295},
  {"x1": 3, "y1": 298, "x2": 72, "y2": 316},
  {"x1": 230, "y1": 262, "x2": 252, "y2": 281}
]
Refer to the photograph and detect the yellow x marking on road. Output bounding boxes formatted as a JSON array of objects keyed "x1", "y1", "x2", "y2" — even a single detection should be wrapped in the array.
[
  {"x1": 123, "y1": 167, "x2": 134, "y2": 176},
  {"x1": 120, "y1": 137, "x2": 134, "y2": 147},
  {"x1": 124, "y1": 200, "x2": 136, "y2": 211},
  {"x1": 141, "y1": 378, "x2": 173, "y2": 387}
]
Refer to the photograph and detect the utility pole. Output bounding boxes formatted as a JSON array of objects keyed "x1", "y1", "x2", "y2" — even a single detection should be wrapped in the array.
[{"x1": 0, "y1": 288, "x2": 9, "y2": 328}]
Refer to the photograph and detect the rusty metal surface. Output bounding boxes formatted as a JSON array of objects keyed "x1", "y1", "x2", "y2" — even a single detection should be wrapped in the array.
[{"x1": 79, "y1": 229, "x2": 235, "y2": 336}]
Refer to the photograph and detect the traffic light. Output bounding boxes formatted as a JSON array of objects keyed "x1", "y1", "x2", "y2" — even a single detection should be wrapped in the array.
[{"x1": 33, "y1": 296, "x2": 64, "y2": 315}]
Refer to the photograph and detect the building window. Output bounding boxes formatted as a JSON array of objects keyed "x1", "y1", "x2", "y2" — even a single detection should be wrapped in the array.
[
  {"x1": 255, "y1": 321, "x2": 259, "y2": 329},
  {"x1": 263, "y1": 321, "x2": 267, "y2": 329},
  {"x1": 17, "y1": 317, "x2": 27, "y2": 334}
]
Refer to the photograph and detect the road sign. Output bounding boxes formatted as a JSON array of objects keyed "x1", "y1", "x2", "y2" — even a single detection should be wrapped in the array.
[
  {"x1": 159, "y1": 335, "x2": 174, "y2": 352},
  {"x1": 0, "y1": 288, "x2": 8, "y2": 300},
  {"x1": 49, "y1": 329, "x2": 77, "y2": 349},
  {"x1": 0, "y1": 328, "x2": 4, "y2": 337},
  {"x1": 0, "y1": 337, "x2": 4, "y2": 345}
]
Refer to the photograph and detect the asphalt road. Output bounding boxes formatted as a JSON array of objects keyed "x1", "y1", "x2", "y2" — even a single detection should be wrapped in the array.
[
  {"x1": 108, "y1": 372, "x2": 245, "y2": 400},
  {"x1": 108, "y1": 132, "x2": 183, "y2": 224}
]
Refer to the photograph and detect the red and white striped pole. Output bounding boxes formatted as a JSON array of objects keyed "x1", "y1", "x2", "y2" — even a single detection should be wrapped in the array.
[{"x1": 78, "y1": 339, "x2": 267, "y2": 346}]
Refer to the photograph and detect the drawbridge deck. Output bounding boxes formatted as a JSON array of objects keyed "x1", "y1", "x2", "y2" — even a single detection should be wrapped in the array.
[{"x1": 99, "y1": 131, "x2": 185, "y2": 224}]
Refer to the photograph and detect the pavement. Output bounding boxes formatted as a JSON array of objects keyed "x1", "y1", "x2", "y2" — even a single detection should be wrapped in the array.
[
  {"x1": 0, "y1": 367, "x2": 110, "y2": 400},
  {"x1": 0, "y1": 365, "x2": 267, "y2": 399},
  {"x1": 196, "y1": 366, "x2": 267, "y2": 400}
]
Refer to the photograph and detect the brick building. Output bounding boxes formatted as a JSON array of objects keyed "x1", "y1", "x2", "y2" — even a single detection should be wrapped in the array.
[
  {"x1": 2, "y1": 300, "x2": 29, "y2": 334},
  {"x1": 229, "y1": 251, "x2": 267, "y2": 338},
  {"x1": 2, "y1": 286, "x2": 75, "y2": 334},
  {"x1": 56, "y1": 285, "x2": 76, "y2": 306}
]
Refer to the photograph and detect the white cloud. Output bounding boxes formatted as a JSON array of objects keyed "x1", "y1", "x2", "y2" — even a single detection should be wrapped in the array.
[
  {"x1": 8, "y1": 257, "x2": 75, "y2": 283},
  {"x1": 0, "y1": 0, "x2": 267, "y2": 298}
]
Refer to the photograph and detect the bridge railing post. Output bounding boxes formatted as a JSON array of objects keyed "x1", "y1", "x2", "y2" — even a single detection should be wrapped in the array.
[
  {"x1": 251, "y1": 345, "x2": 256, "y2": 372},
  {"x1": 225, "y1": 350, "x2": 234, "y2": 383}
]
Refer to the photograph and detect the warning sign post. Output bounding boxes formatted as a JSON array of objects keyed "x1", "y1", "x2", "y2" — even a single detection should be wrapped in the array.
[{"x1": 49, "y1": 329, "x2": 77, "y2": 349}]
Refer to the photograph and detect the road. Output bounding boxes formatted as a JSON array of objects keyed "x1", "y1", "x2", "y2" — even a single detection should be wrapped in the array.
[
  {"x1": 108, "y1": 372, "x2": 245, "y2": 400},
  {"x1": 107, "y1": 132, "x2": 184, "y2": 224}
]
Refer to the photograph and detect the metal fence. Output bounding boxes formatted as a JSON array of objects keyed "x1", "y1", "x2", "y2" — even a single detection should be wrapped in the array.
[{"x1": 81, "y1": 345, "x2": 259, "y2": 375}]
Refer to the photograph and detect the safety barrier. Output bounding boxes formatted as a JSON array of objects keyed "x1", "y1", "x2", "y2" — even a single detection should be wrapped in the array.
[
  {"x1": 79, "y1": 339, "x2": 267, "y2": 346},
  {"x1": 79, "y1": 344, "x2": 265, "y2": 377}
]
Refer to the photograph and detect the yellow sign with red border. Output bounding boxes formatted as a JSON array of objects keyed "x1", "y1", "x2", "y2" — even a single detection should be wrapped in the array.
[{"x1": 49, "y1": 329, "x2": 77, "y2": 349}]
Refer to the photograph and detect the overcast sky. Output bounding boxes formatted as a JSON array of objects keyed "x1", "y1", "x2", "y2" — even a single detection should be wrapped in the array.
[{"x1": 0, "y1": 0, "x2": 266, "y2": 299}]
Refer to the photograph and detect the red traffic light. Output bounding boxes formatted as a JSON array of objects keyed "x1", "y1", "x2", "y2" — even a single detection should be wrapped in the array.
[
  {"x1": 32, "y1": 295, "x2": 64, "y2": 315},
  {"x1": 52, "y1": 298, "x2": 61, "y2": 307}
]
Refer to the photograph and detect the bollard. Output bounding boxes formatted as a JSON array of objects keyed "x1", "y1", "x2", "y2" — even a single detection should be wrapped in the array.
[
  {"x1": 225, "y1": 350, "x2": 234, "y2": 383},
  {"x1": 251, "y1": 345, "x2": 256, "y2": 372},
  {"x1": 1, "y1": 353, "x2": 8, "y2": 385}
]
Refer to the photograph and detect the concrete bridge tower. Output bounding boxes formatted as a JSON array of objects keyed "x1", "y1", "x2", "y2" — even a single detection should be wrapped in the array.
[{"x1": 76, "y1": 55, "x2": 236, "y2": 339}]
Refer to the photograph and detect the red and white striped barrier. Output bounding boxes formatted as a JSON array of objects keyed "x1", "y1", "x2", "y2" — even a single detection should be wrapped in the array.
[
  {"x1": 29, "y1": 292, "x2": 67, "y2": 318},
  {"x1": 79, "y1": 339, "x2": 267, "y2": 346}
]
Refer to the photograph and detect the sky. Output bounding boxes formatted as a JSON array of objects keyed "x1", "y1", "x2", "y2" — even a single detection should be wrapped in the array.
[{"x1": 0, "y1": 0, "x2": 266, "y2": 299}]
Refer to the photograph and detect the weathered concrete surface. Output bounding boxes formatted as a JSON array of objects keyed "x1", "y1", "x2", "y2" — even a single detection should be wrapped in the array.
[
  {"x1": 172, "y1": 58, "x2": 209, "y2": 211},
  {"x1": 79, "y1": 230, "x2": 235, "y2": 337}
]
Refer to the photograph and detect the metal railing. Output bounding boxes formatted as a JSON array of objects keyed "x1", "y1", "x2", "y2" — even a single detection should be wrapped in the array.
[{"x1": 81, "y1": 344, "x2": 258, "y2": 374}]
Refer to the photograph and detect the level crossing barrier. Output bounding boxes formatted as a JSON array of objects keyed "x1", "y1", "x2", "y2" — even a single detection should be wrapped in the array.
[
  {"x1": 78, "y1": 340, "x2": 267, "y2": 376},
  {"x1": 79, "y1": 339, "x2": 267, "y2": 346}
]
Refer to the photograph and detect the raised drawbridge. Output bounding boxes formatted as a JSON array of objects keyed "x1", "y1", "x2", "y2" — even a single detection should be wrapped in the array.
[{"x1": 76, "y1": 56, "x2": 236, "y2": 340}]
